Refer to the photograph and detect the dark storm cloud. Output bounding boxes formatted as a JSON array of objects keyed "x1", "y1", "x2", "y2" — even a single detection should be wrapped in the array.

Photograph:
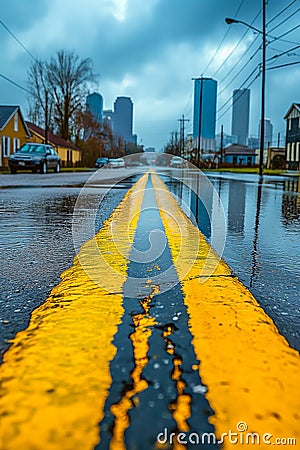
[
  {"x1": 1, "y1": 0, "x2": 51, "y2": 31},
  {"x1": 88, "y1": 0, "x2": 264, "y2": 80},
  {"x1": 1, "y1": 0, "x2": 299, "y2": 148}
]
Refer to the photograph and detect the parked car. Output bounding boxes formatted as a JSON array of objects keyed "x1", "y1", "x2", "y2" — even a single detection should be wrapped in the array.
[
  {"x1": 108, "y1": 158, "x2": 126, "y2": 168},
  {"x1": 8, "y1": 143, "x2": 60, "y2": 174},
  {"x1": 95, "y1": 157, "x2": 109, "y2": 168},
  {"x1": 170, "y1": 156, "x2": 184, "y2": 168}
]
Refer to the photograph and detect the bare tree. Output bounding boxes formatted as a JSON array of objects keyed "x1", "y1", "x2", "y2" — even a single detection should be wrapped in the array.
[{"x1": 27, "y1": 50, "x2": 96, "y2": 140}]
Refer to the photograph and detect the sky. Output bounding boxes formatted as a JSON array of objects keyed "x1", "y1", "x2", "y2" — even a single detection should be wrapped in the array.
[{"x1": 1, "y1": 0, "x2": 299, "y2": 150}]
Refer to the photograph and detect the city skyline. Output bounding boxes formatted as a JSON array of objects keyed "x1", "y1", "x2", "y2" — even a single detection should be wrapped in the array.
[{"x1": 0, "y1": 0, "x2": 299, "y2": 149}]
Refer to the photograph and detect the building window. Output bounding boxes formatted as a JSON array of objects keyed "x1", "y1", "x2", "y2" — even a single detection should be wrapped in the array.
[
  {"x1": 291, "y1": 143, "x2": 295, "y2": 162},
  {"x1": 14, "y1": 114, "x2": 18, "y2": 132},
  {"x1": 288, "y1": 118, "x2": 292, "y2": 130},
  {"x1": 287, "y1": 143, "x2": 291, "y2": 161},
  {"x1": 296, "y1": 142, "x2": 300, "y2": 162},
  {"x1": 2, "y1": 136, "x2": 10, "y2": 157},
  {"x1": 13, "y1": 138, "x2": 20, "y2": 152},
  {"x1": 233, "y1": 156, "x2": 237, "y2": 164}
]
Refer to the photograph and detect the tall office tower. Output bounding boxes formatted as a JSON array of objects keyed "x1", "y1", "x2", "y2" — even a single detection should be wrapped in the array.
[
  {"x1": 193, "y1": 77, "x2": 217, "y2": 151},
  {"x1": 86, "y1": 92, "x2": 103, "y2": 123},
  {"x1": 258, "y1": 118, "x2": 273, "y2": 148},
  {"x1": 231, "y1": 88, "x2": 250, "y2": 146},
  {"x1": 113, "y1": 96, "x2": 134, "y2": 143}
]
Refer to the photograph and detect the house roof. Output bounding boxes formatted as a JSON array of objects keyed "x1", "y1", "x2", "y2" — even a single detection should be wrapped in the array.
[
  {"x1": 284, "y1": 103, "x2": 300, "y2": 119},
  {"x1": 26, "y1": 122, "x2": 80, "y2": 151},
  {"x1": 224, "y1": 144, "x2": 257, "y2": 156},
  {"x1": 0, "y1": 105, "x2": 30, "y2": 136}
]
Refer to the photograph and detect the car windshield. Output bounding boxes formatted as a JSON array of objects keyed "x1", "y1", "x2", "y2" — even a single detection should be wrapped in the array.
[{"x1": 18, "y1": 144, "x2": 47, "y2": 154}]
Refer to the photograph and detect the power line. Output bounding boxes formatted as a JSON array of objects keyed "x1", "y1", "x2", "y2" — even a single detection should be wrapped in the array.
[
  {"x1": 267, "y1": 0, "x2": 298, "y2": 26},
  {"x1": 269, "y1": 23, "x2": 300, "y2": 44},
  {"x1": 212, "y1": 8, "x2": 262, "y2": 78},
  {"x1": 267, "y1": 60, "x2": 300, "y2": 70},
  {"x1": 202, "y1": 0, "x2": 246, "y2": 75},
  {"x1": 217, "y1": 73, "x2": 260, "y2": 122},
  {"x1": 218, "y1": 44, "x2": 261, "y2": 97},
  {"x1": 268, "y1": 7, "x2": 300, "y2": 34},
  {"x1": 266, "y1": 44, "x2": 300, "y2": 62},
  {"x1": 0, "y1": 72, "x2": 32, "y2": 95},
  {"x1": 0, "y1": 19, "x2": 37, "y2": 62},
  {"x1": 217, "y1": 64, "x2": 260, "y2": 114}
]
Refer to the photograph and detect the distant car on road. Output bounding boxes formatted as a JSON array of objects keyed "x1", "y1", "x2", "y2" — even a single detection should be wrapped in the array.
[
  {"x1": 170, "y1": 156, "x2": 184, "y2": 168},
  {"x1": 8, "y1": 143, "x2": 60, "y2": 174},
  {"x1": 95, "y1": 157, "x2": 109, "y2": 168},
  {"x1": 108, "y1": 158, "x2": 126, "y2": 168}
]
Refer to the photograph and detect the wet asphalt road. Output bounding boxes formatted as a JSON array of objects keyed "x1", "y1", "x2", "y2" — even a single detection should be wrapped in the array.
[
  {"x1": 0, "y1": 169, "x2": 300, "y2": 362},
  {"x1": 0, "y1": 171, "x2": 134, "y2": 360}
]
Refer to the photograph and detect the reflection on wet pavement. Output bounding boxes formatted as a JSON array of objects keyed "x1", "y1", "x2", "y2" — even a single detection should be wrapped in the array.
[
  {"x1": 166, "y1": 172, "x2": 300, "y2": 351},
  {"x1": 0, "y1": 186, "x2": 126, "y2": 359}
]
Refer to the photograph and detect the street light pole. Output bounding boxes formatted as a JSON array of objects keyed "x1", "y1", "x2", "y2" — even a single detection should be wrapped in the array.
[
  {"x1": 225, "y1": 0, "x2": 266, "y2": 177},
  {"x1": 259, "y1": 0, "x2": 266, "y2": 177}
]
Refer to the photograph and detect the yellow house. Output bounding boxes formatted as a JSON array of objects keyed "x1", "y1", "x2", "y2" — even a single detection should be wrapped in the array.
[
  {"x1": 0, "y1": 106, "x2": 30, "y2": 168},
  {"x1": 27, "y1": 122, "x2": 82, "y2": 167}
]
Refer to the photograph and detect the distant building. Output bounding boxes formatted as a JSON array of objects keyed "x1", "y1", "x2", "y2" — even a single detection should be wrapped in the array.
[
  {"x1": 231, "y1": 88, "x2": 250, "y2": 146},
  {"x1": 86, "y1": 92, "x2": 103, "y2": 123},
  {"x1": 223, "y1": 144, "x2": 256, "y2": 166},
  {"x1": 193, "y1": 78, "x2": 217, "y2": 151},
  {"x1": 284, "y1": 103, "x2": 300, "y2": 171},
  {"x1": 215, "y1": 132, "x2": 237, "y2": 150},
  {"x1": 113, "y1": 96, "x2": 135, "y2": 144},
  {"x1": 0, "y1": 105, "x2": 30, "y2": 167},
  {"x1": 258, "y1": 118, "x2": 273, "y2": 149},
  {"x1": 248, "y1": 136, "x2": 260, "y2": 150}
]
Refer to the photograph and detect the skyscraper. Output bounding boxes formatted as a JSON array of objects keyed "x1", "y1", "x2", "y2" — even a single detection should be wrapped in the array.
[
  {"x1": 193, "y1": 78, "x2": 217, "y2": 151},
  {"x1": 113, "y1": 96, "x2": 135, "y2": 144},
  {"x1": 231, "y1": 89, "x2": 250, "y2": 146},
  {"x1": 258, "y1": 118, "x2": 273, "y2": 149},
  {"x1": 86, "y1": 92, "x2": 103, "y2": 123}
]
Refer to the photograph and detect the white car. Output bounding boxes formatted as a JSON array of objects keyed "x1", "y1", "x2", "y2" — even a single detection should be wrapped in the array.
[
  {"x1": 108, "y1": 158, "x2": 126, "y2": 168},
  {"x1": 170, "y1": 156, "x2": 184, "y2": 168}
]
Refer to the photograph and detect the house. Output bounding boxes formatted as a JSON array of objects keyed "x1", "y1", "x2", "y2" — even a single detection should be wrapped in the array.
[
  {"x1": 27, "y1": 122, "x2": 82, "y2": 167},
  {"x1": 223, "y1": 144, "x2": 256, "y2": 166},
  {"x1": 284, "y1": 103, "x2": 300, "y2": 171},
  {"x1": 266, "y1": 146, "x2": 286, "y2": 169},
  {"x1": 0, "y1": 106, "x2": 30, "y2": 168}
]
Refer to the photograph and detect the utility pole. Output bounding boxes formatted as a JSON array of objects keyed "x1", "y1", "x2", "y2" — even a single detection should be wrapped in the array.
[
  {"x1": 220, "y1": 124, "x2": 224, "y2": 163},
  {"x1": 259, "y1": 0, "x2": 266, "y2": 177},
  {"x1": 178, "y1": 114, "x2": 190, "y2": 158},
  {"x1": 45, "y1": 91, "x2": 49, "y2": 145},
  {"x1": 277, "y1": 132, "x2": 280, "y2": 148}
]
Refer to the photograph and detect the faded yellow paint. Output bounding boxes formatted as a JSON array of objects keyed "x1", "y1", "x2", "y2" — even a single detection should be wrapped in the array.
[
  {"x1": 152, "y1": 172, "x2": 300, "y2": 449},
  {"x1": 0, "y1": 173, "x2": 148, "y2": 450},
  {"x1": 110, "y1": 285, "x2": 159, "y2": 450}
]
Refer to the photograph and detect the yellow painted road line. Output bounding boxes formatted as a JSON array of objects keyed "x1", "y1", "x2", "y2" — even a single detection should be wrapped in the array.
[
  {"x1": 0, "y1": 173, "x2": 148, "y2": 450},
  {"x1": 109, "y1": 286, "x2": 159, "y2": 450},
  {"x1": 152, "y1": 172, "x2": 300, "y2": 449}
]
